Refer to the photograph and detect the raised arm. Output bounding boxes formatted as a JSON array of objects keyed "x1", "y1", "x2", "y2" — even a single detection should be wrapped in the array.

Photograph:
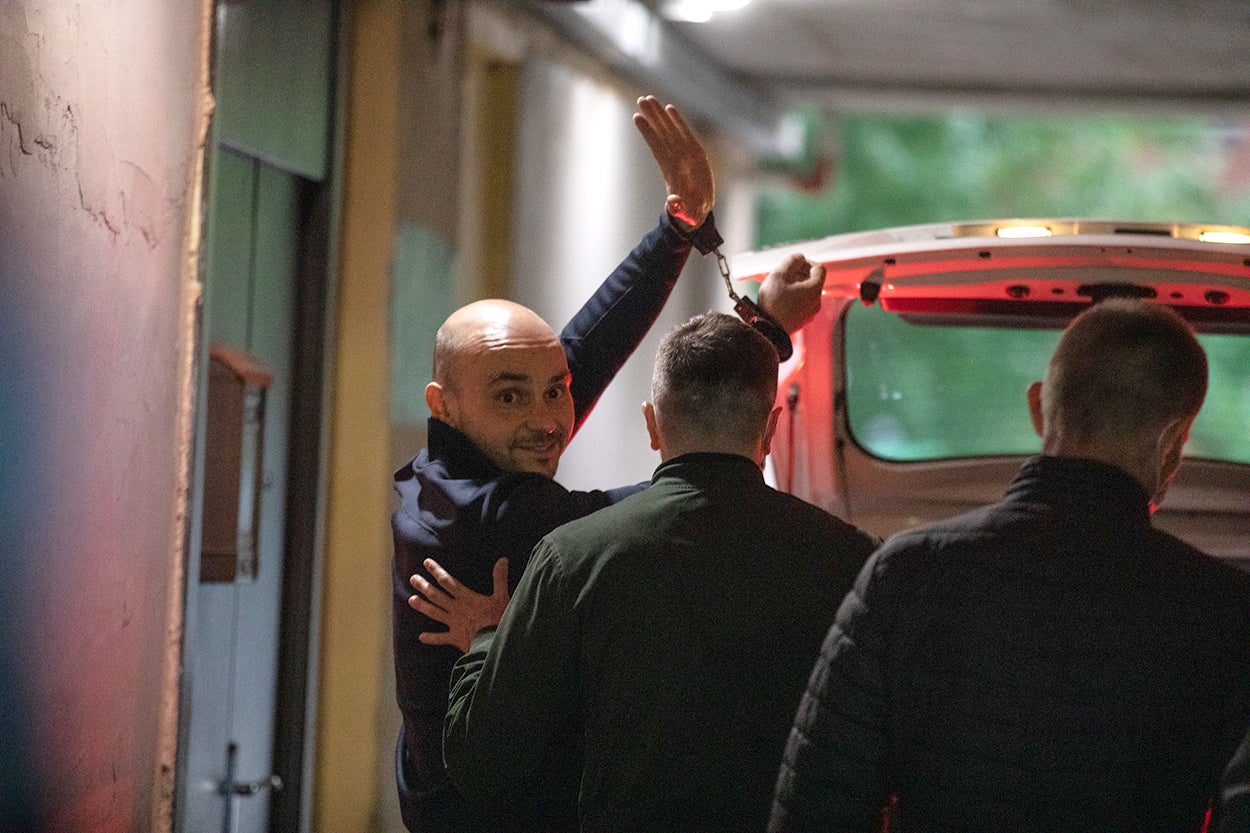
[{"x1": 563, "y1": 97, "x2": 719, "y2": 429}]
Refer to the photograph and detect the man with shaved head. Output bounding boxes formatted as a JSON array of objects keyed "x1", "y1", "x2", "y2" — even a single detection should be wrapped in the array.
[
  {"x1": 426, "y1": 300, "x2": 575, "y2": 478},
  {"x1": 391, "y1": 96, "x2": 825, "y2": 833},
  {"x1": 770, "y1": 299, "x2": 1250, "y2": 833}
]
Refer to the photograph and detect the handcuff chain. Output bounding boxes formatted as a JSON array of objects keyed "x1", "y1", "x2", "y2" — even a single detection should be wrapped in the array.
[{"x1": 714, "y1": 248, "x2": 742, "y2": 303}]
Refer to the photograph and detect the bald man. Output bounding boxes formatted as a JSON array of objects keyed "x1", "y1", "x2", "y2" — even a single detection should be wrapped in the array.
[
  {"x1": 391, "y1": 97, "x2": 824, "y2": 833},
  {"x1": 770, "y1": 299, "x2": 1250, "y2": 833},
  {"x1": 424, "y1": 300, "x2": 576, "y2": 481}
]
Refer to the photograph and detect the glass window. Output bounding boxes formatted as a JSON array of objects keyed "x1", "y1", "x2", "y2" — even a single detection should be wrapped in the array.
[
  {"x1": 844, "y1": 303, "x2": 1250, "y2": 464},
  {"x1": 1195, "y1": 331, "x2": 1250, "y2": 463}
]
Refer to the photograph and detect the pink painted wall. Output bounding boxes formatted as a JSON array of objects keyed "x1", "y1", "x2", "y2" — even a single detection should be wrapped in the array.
[{"x1": 0, "y1": 2, "x2": 208, "y2": 829}]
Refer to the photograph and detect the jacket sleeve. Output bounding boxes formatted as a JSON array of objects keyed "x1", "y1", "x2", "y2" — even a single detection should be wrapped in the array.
[
  {"x1": 563, "y1": 213, "x2": 711, "y2": 431},
  {"x1": 444, "y1": 540, "x2": 581, "y2": 807},
  {"x1": 769, "y1": 547, "x2": 895, "y2": 833}
]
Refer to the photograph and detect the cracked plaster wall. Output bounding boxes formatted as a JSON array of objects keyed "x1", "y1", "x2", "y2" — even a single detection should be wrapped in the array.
[{"x1": 0, "y1": 1, "x2": 210, "y2": 830}]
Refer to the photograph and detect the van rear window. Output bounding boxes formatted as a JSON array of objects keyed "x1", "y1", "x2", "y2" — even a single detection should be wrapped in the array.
[{"x1": 843, "y1": 303, "x2": 1250, "y2": 464}]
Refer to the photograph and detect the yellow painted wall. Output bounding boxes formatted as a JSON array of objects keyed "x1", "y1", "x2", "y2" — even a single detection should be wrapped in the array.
[{"x1": 316, "y1": 0, "x2": 398, "y2": 829}]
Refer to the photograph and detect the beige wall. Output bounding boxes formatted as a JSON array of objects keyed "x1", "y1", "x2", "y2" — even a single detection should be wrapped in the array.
[{"x1": 0, "y1": 1, "x2": 210, "y2": 830}]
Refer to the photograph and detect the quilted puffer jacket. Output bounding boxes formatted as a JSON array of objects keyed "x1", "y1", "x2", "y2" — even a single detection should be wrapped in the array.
[{"x1": 770, "y1": 455, "x2": 1250, "y2": 833}]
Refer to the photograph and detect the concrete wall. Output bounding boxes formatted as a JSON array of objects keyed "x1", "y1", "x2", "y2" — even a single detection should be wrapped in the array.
[
  {"x1": 318, "y1": 1, "x2": 470, "y2": 828},
  {"x1": 0, "y1": 1, "x2": 209, "y2": 831}
]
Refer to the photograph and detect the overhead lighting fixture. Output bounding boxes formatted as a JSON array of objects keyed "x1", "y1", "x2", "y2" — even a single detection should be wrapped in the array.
[
  {"x1": 661, "y1": 0, "x2": 751, "y2": 23},
  {"x1": 1198, "y1": 230, "x2": 1250, "y2": 245},
  {"x1": 996, "y1": 225, "x2": 1053, "y2": 239}
]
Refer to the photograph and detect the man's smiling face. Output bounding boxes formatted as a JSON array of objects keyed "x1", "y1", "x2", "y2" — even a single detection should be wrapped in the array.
[{"x1": 428, "y1": 301, "x2": 574, "y2": 478}]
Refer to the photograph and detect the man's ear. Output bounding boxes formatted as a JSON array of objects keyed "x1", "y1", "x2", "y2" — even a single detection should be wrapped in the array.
[
  {"x1": 426, "y1": 382, "x2": 451, "y2": 421},
  {"x1": 1027, "y1": 381, "x2": 1045, "y2": 438},
  {"x1": 1159, "y1": 416, "x2": 1192, "y2": 474},
  {"x1": 759, "y1": 405, "x2": 782, "y2": 463},
  {"x1": 642, "y1": 401, "x2": 662, "y2": 452}
]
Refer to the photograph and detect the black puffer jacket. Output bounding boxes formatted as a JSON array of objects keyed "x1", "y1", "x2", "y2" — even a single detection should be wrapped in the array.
[{"x1": 770, "y1": 455, "x2": 1250, "y2": 833}]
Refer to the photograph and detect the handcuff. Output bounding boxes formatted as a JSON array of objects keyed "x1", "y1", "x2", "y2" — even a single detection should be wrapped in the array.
[{"x1": 685, "y1": 212, "x2": 794, "y2": 362}]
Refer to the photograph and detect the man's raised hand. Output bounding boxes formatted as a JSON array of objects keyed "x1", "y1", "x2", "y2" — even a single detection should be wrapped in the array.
[{"x1": 633, "y1": 96, "x2": 715, "y2": 230}]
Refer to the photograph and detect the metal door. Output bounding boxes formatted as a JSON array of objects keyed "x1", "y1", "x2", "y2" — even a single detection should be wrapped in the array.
[
  {"x1": 180, "y1": 148, "x2": 299, "y2": 833},
  {"x1": 178, "y1": 2, "x2": 334, "y2": 830}
]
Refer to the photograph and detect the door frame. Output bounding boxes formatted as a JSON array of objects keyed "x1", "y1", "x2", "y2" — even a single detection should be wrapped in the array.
[{"x1": 176, "y1": 2, "x2": 344, "y2": 830}]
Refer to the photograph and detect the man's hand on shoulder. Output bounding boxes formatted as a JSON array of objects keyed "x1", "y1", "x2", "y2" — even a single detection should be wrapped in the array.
[
  {"x1": 633, "y1": 95, "x2": 715, "y2": 230},
  {"x1": 409, "y1": 557, "x2": 510, "y2": 654},
  {"x1": 758, "y1": 253, "x2": 825, "y2": 335}
]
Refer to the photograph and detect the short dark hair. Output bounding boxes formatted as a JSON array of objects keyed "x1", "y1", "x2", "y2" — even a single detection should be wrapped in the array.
[
  {"x1": 1044, "y1": 299, "x2": 1208, "y2": 445},
  {"x1": 651, "y1": 312, "x2": 779, "y2": 447}
]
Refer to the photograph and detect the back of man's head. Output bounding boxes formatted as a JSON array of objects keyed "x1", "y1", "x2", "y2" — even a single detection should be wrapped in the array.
[
  {"x1": 650, "y1": 312, "x2": 779, "y2": 460},
  {"x1": 1042, "y1": 299, "x2": 1207, "y2": 452}
]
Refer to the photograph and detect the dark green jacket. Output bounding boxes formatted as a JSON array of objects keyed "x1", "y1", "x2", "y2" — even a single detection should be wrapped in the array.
[
  {"x1": 393, "y1": 213, "x2": 720, "y2": 833},
  {"x1": 445, "y1": 452, "x2": 879, "y2": 833}
]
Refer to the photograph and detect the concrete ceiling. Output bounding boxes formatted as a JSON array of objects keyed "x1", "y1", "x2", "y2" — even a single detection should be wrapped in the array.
[
  {"x1": 522, "y1": 0, "x2": 1250, "y2": 159},
  {"x1": 649, "y1": 0, "x2": 1250, "y2": 114}
]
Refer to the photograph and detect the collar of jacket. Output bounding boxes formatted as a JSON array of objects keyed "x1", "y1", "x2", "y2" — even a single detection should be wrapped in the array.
[
  {"x1": 421, "y1": 417, "x2": 505, "y2": 481},
  {"x1": 650, "y1": 452, "x2": 765, "y2": 489},
  {"x1": 1005, "y1": 455, "x2": 1152, "y2": 527}
]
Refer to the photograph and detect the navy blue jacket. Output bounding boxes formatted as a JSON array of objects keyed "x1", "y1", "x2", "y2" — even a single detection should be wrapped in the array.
[
  {"x1": 392, "y1": 214, "x2": 717, "y2": 833},
  {"x1": 771, "y1": 455, "x2": 1250, "y2": 833}
]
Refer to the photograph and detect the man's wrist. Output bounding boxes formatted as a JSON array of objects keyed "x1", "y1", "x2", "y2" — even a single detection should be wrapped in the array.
[
  {"x1": 664, "y1": 210, "x2": 722, "y2": 255},
  {"x1": 667, "y1": 211, "x2": 700, "y2": 234}
]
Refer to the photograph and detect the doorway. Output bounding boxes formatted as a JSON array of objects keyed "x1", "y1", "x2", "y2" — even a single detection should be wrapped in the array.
[{"x1": 178, "y1": 2, "x2": 338, "y2": 831}]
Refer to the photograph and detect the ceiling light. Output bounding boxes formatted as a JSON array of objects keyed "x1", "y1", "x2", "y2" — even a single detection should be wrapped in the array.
[
  {"x1": 662, "y1": 0, "x2": 751, "y2": 23},
  {"x1": 996, "y1": 225, "x2": 1053, "y2": 239},
  {"x1": 1198, "y1": 230, "x2": 1250, "y2": 245}
]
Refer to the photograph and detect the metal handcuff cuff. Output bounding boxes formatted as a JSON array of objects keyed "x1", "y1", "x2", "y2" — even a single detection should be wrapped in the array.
[{"x1": 686, "y1": 212, "x2": 794, "y2": 362}]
